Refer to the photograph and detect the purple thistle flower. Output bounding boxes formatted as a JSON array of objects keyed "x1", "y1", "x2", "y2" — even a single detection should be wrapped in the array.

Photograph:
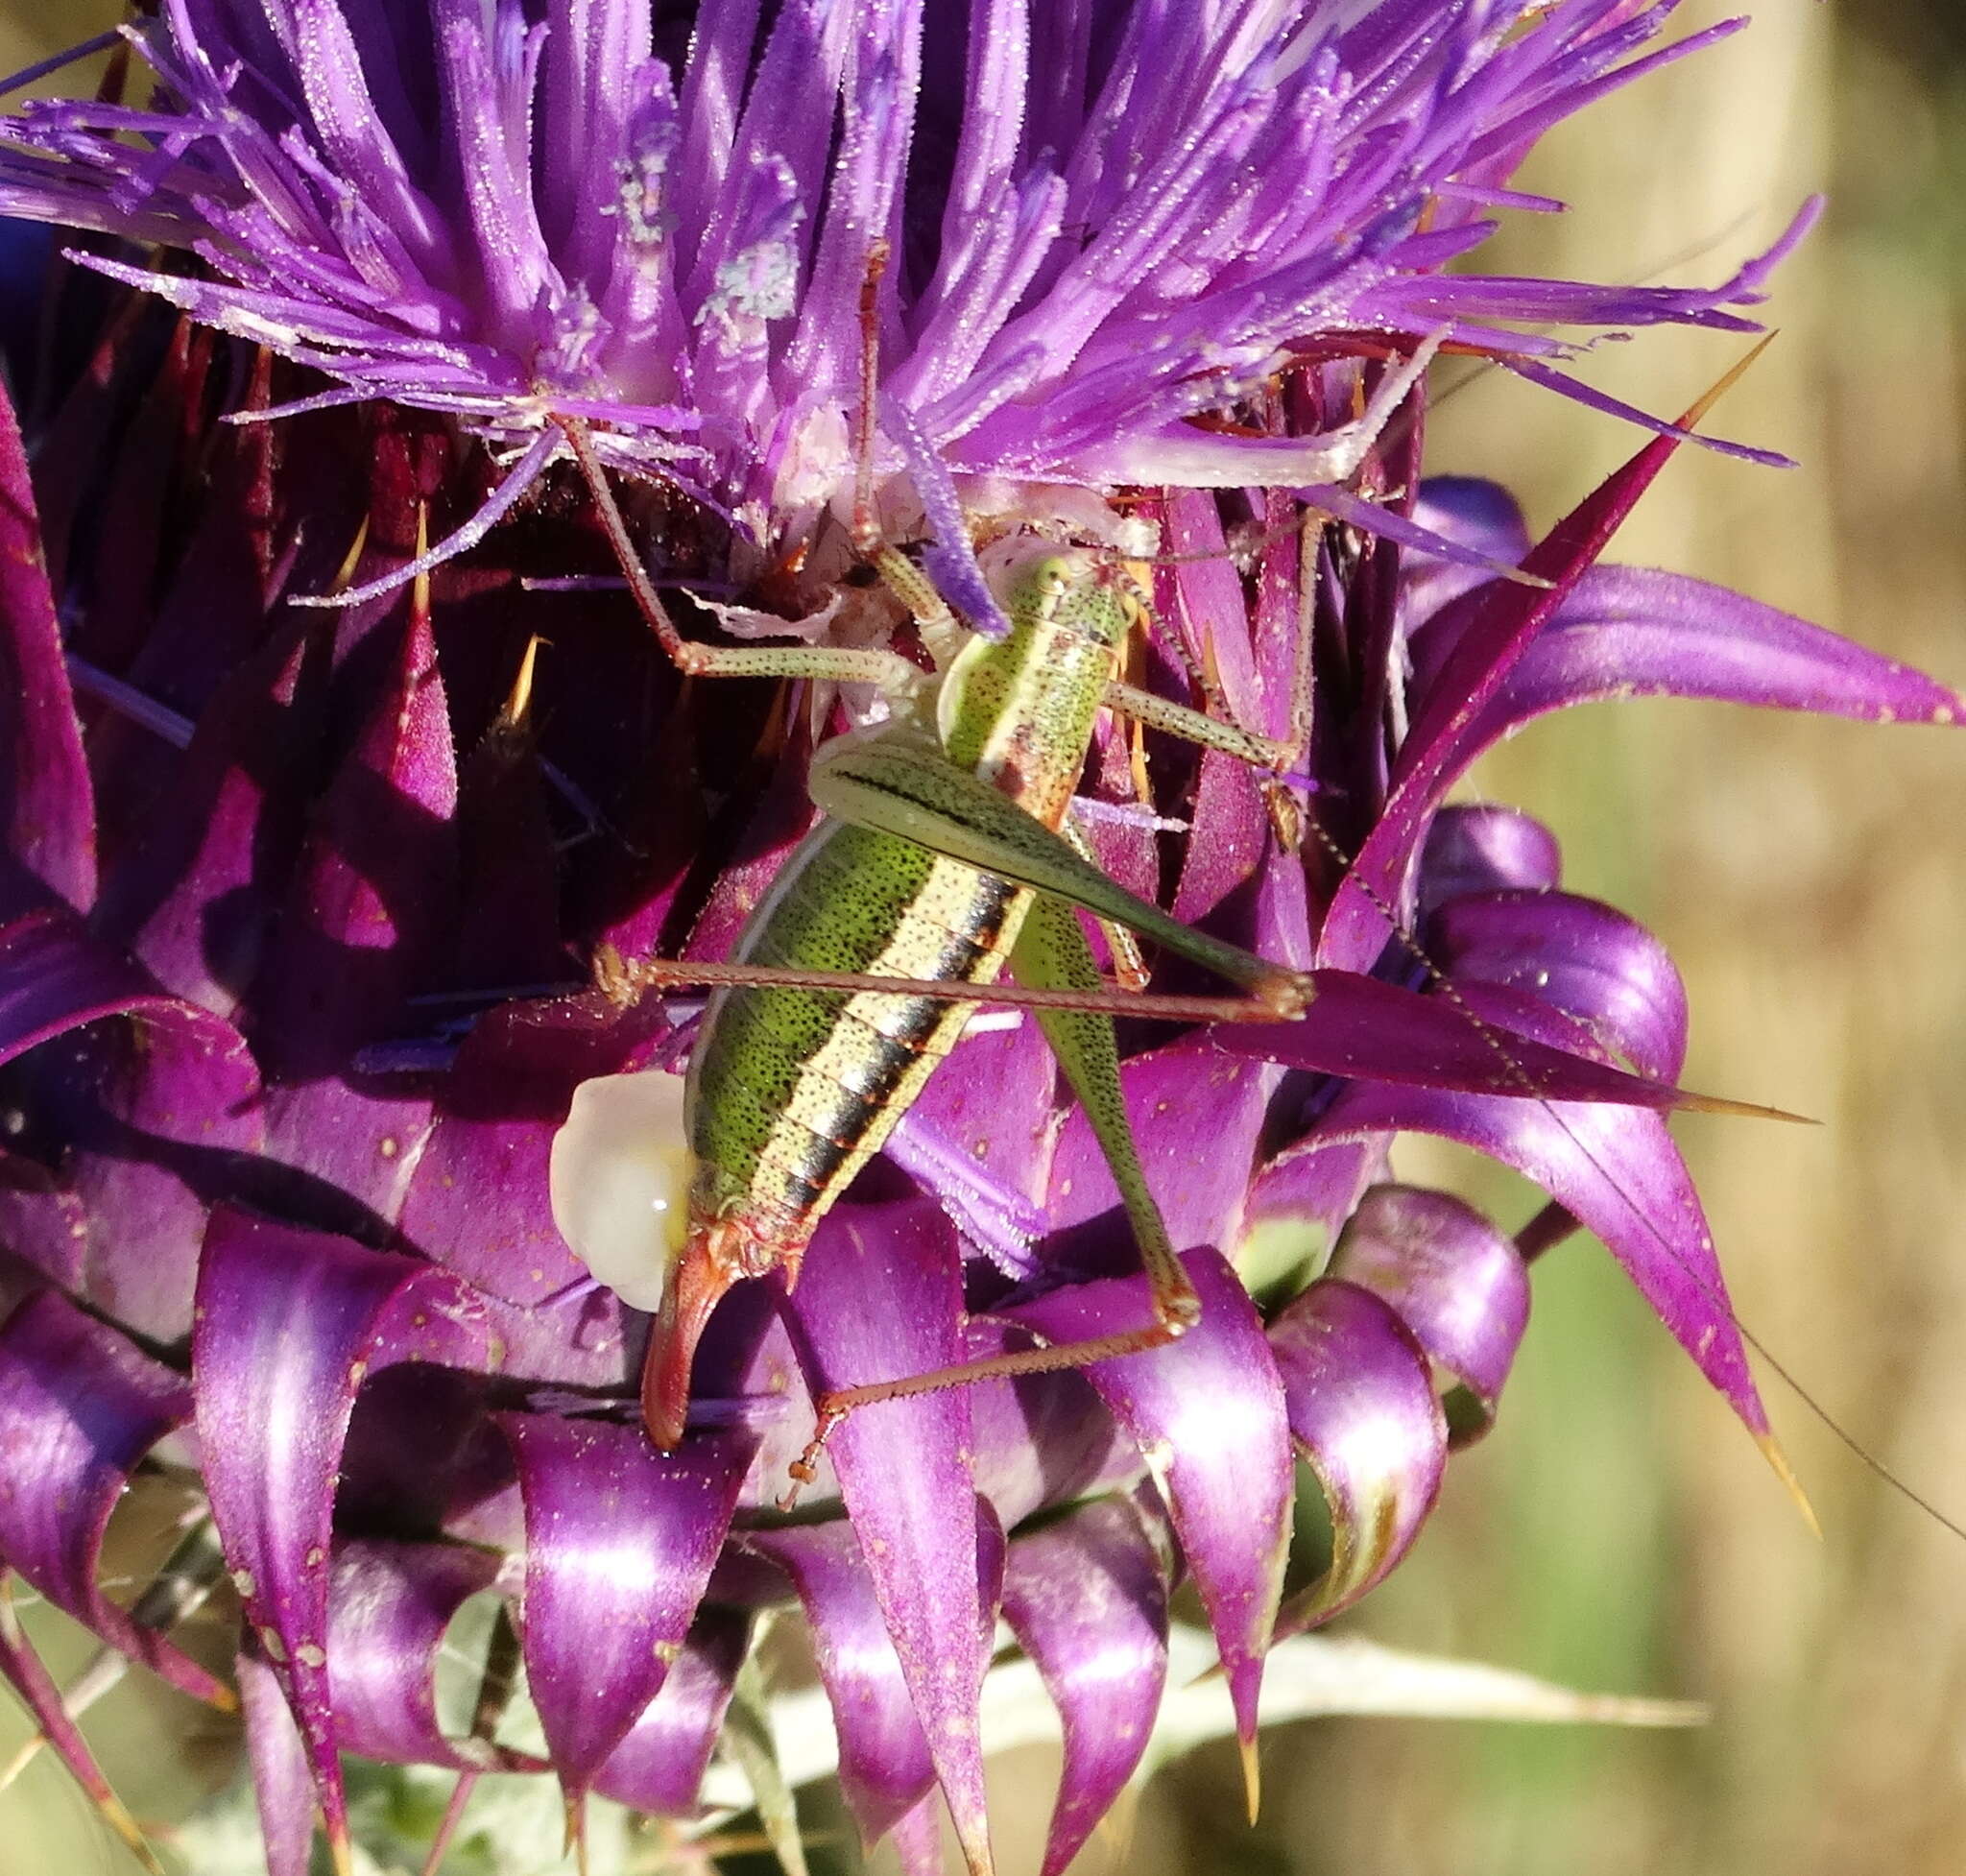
[
  {"x1": 0, "y1": 6, "x2": 1955, "y2": 1876},
  {"x1": 0, "y1": 0, "x2": 1810, "y2": 584}
]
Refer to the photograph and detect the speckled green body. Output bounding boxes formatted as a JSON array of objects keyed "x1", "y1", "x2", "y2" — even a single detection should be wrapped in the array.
[{"x1": 683, "y1": 542, "x2": 1133, "y2": 1259}]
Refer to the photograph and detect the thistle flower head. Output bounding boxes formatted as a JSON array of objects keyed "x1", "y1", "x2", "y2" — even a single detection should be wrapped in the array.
[
  {"x1": 0, "y1": 7, "x2": 1955, "y2": 1876},
  {"x1": 1, "y1": 0, "x2": 1810, "y2": 551}
]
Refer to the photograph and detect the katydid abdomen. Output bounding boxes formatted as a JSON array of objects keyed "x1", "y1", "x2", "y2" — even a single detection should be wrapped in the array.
[
  {"x1": 692, "y1": 826, "x2": 1029, "y2": 1223},
  {"x1": 649, "y1": 830, "x2": 1033, "y2": 1444}
]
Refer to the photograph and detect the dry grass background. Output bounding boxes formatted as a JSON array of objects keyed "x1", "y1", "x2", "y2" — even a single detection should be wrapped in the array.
[{"x1": 1, "y1": 3, "x2": 1962, "y2": 1873}]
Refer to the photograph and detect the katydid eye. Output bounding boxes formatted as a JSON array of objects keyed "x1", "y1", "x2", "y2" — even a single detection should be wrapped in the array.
[{"x1": 549, "y1": 1070, "x2": 694, "y2": 1311}]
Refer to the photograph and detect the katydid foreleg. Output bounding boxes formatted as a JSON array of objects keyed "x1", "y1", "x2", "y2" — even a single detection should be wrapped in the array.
[{"x1": 562, "y1": 417, "x2": 932, "y2": 704}]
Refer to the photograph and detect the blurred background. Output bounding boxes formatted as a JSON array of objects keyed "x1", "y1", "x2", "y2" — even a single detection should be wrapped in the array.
[{"x1": 1, "y1": 2, "x2": 1961, "y2": 1873}]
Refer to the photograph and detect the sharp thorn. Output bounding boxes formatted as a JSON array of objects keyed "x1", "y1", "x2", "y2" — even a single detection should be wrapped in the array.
[
  {"x1": 1757, "y1": 1431, "x2": 1822, "y2": 1540},
  {"x1": 330, "y1": 515, "x2": 371, "y2": 596},
  {"x1": 1677, "y1": 1091, "x2": 1817, "y2": 1125},
  {"x1": 411, "y1": 503, "x2": 432, "y2": 620},
  {"x1": 91, "y1": 1784, "x2": 168, "y2": 1876},
  {"x1": 497, "y1": 634, "x2": 546, "y2": 732},
  {"x1": 1677, "y1": 332, "x2": 1777, "y2": 430},
  {"x1": 558, "y1": 1785, "x2": 596, "y2": 1876}
]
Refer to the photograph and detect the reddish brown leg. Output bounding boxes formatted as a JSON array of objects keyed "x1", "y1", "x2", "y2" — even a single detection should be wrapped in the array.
[
  {"x1": 597, "y1": 949, "x2": 1291, "y2": 1025},
  {"x1": 779, "y1": 1304, "x2": 1195, "y2": 1512}
]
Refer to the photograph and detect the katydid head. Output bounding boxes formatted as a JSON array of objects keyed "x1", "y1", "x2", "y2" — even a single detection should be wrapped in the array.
[{"x1": 979, "y1": 534, "x2": 1135, "y2": 652}]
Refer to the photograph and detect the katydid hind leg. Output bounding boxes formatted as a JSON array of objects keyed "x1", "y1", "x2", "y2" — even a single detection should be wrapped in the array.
[
  {"x1": 784, "y1": 897, "x2": 1203, "y2": 1497},
  {"x1": 1015, "y1": 895, "x2": 1203, "y2": 1333},
  {"x1": 807, "y1": 731, "x2": 1314, "y2": 1014},
  {"x1": 598, "y1": 948, "x2": 1285, "y2": 1025}
]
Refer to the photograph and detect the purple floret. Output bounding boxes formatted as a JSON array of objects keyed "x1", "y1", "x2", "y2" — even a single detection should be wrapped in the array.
[{"x1": 0, "y1": 0, "x2": 1810, "y2": 534}]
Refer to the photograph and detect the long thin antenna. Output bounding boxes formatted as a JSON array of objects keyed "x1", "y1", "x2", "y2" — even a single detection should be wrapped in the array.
[
  {"x1": 851, "y1": 239, "x2": 893, "y2": 556},
  {"x1": 563, "y1": 343, "x2": 1966, "y2": 1547}
]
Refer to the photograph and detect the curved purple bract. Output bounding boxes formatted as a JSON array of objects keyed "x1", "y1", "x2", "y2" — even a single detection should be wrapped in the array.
[
  {"x1": 1420, "y1": 805, "x2": 1563, "y2": 911},
  {"x1": 1246, "y1": 1136, "x2": 1390, "y2": 1249},
  {"x1": 1327, "y1": 1185, "x2": 1531, "y2": 1428},
  {"x1": 1164, "y1": 493, "x2": 1273, "y2": 736},
  {"x1": 1158, "y1": 492, "x2": 1278, "y2": 926},
  {"x1": 496, "y1": 1411, "x2": 752, "y2": 1792},
  {"x1": 323, "y1": 1538, "x2": 539, "y2": 1773},
  {"x1": 1429, "y1": 889, "x2": 1690, "y2": 1085},
  {"x1": 1315, "y1": 1075, "x2": 1767, "y2": 1439},
  {"x1": 0, "y1": 907, "x2": 194, "y2": 1069},
  {"x1": 254, "y1": 602, "x2": 458, "y2": 1083},
  {"x1": 237, "y1": 1640, "x2": 316, "y2": 1876},
  {"x1": 1212, "y1": 967, "x2": 1713, "y2": 1110},
  {"x1": 1269, "y1": 1277, "x2": 1447, "y2": 1631},
  {"x1": 192, "y1": 1209, "x2": 498, "y2": 1848},
  {"x1": 1043, "y1": 1039, "x2": 1273, "y2": 1261},
  {"x1": 258, "y1": 1073, "x2": 438, "y2": 1240},
  {"x1": 1170, "y1": 736, "x2": 1270, "y2": 935},
  {"x1": 893, "y1": 1015, "x2": 1058, "y2": 1277},
  {"x1": 961, "y1": 1325, "x2": 1139, "y2": 1532},
  {"x1": 743, "y1": 1517, "x2": 960, "y2": 1860},
  {"x1": 1403, "y1": 476, "x2": 1534, "y2": 624},
  {"x1": 0, "y1": 386, "x2": 92, "y2": 918},
  {"x1": 94, "y1": 619, "x2": 317, "y2": 1022},
  {"x1": 778, "y1": 1199, "x2": 999, "y2": 1876},
  {"x1": 589, "y1": 1607, "x2": 752, "y2": 1815},
  {"x1": 398, "y1": 998, "x2": 670, "y2": 1309},
  {"x1": 1000, "y1": 1496, "x2": 1173, "y2": 1876},
  {"x1": 59, "y1": 1007, "x2": 264, "y2": 1342},
  {"x1": 887, "y1": 1792, "x2": 950, "y2": 1876},
  {"x1": 0, "y1": 932, "x2": 263, "y2": 1337},
  {"x1": 1006, "y1": 1249, "x2": 1290, "y2": 1759},
  {"x1": 1414, "y1": 562, "x2": 1966, "y2": 736},
  {"x1": 0, "y1": 1290, "x2": 228, "y2": 1705},
  {"x1": 677, "y1": 754, "x2": 823, "y2": 968}
]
